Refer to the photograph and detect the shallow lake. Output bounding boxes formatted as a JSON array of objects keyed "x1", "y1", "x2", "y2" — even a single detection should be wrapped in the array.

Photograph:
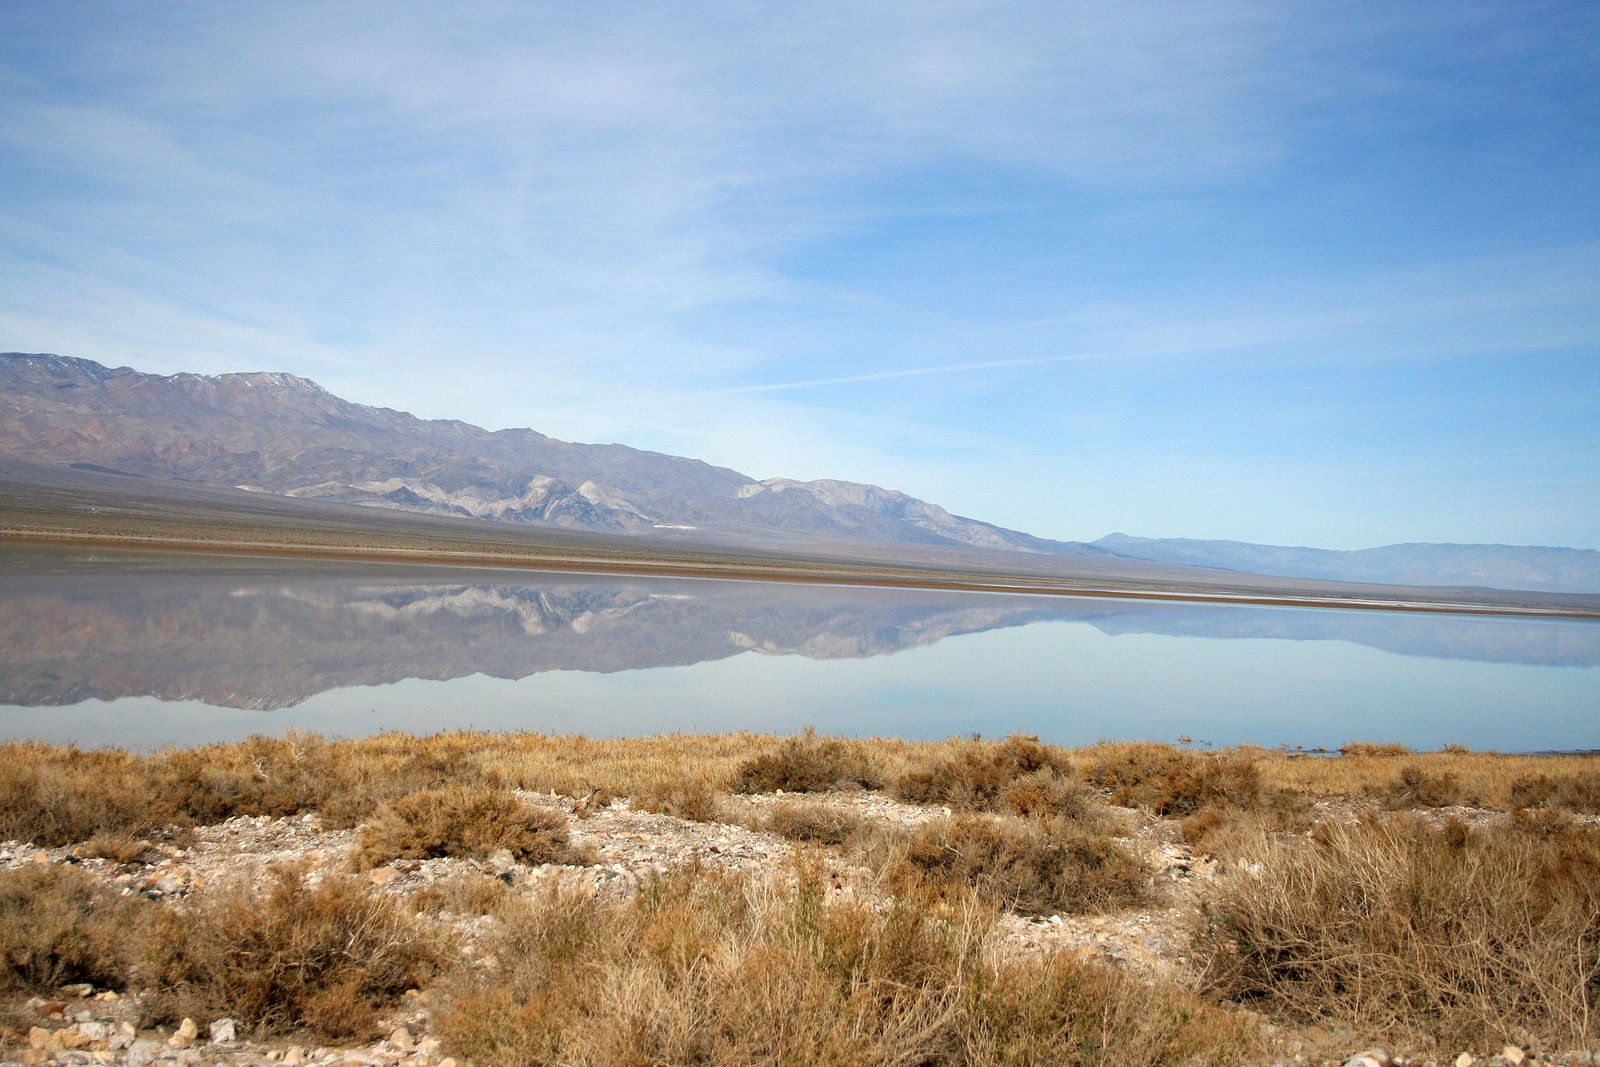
[{"x1": 1, "y1": 548, "x2": 1596, "y2": 752}]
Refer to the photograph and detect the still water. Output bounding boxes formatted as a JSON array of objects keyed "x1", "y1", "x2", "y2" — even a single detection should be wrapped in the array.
[{"x1": 1, "y1": 548, "x2": 1595, "y2": 752}]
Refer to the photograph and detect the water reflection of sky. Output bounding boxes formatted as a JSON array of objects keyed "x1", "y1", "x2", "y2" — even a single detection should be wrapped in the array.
[{"x1": 1, "y1": 552, "x2": 1596, "y2": 751}]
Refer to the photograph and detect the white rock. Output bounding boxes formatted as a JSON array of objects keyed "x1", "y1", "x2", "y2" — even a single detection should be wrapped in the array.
[
  {"x1": 388, "y1": 1027, "x2": 413, "y2": 1051},
  {"x1": 1503, "y1": 1048, "x2": 1526, "y2": 1067},
  {"x1": 1455, "y1": 1054, "x2": 1475, "y2": 1067},
  {"x1": 209, "y1": 1018, "x2": 237, "y2": 1043},
  {"x1": 168, "y1": 1017, "x2": 198, "y2": 1048}
]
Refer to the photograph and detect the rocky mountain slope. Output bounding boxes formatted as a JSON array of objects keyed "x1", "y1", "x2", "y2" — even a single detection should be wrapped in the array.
[
  {"x1": 0, "y1": 353, "x2": 1071, "y2": 555},
  {"x1": 4, "y1": 352, "x2": 1595, "y2": 593}
]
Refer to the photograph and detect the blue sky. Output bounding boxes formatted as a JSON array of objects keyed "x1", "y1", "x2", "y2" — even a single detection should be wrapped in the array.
[{"x1": 2, "y1": 2, "x2": 1596, "y2": 550}]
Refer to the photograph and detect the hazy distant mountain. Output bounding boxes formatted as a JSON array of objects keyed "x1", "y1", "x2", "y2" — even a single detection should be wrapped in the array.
[
  {"x1": 0, "y1": 352, "x2": 1076, "y2": 556},
  {"x1": 1095, "y1": 533, "x2": 1600, "y2": 595},
  {"x1": 3, "y1": 352, "x2": 1595, "y2": 595}
]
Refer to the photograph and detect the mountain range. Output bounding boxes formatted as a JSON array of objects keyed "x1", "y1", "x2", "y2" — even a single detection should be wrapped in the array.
[{"x1": 3, "y1": 351, "x2": 1597, "y2": 595}]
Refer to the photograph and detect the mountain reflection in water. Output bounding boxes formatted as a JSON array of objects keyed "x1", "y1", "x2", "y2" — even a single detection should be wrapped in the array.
[{"x1": 1, "y1": 549, "x2": 1596, "y2": 712}]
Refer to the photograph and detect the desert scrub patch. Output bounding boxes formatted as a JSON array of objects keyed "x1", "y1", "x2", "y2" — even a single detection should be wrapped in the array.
[
  {"x1": 357, "y1": 786, "x2": 593, "y2": 869},
  {"x1": 141, "y1": 866, "x2": 444, "y2": 1038},
  {"x1": 1377, "y1": 763, "x2": 1473, "y2": 808},
  {"x1": 1339, "y1": 741, "x2": 1412, "y2": 758},
  {"x1": 0, "y1": 742, "x2": 172, "y2": 846},
  {"x1": 631, "y1": 778, "x2": 719, "y2": 822},
  {"x1": 760, "y1": 798, "x2": 869, "y2": 847},
  {"x1": 1509, "y1": 771, "x2": 1600, "y2": 814},
  {"x1": 1085, "y1": 742, "x2": 1267, "y2": 817},
  {"x1": 1195, "y1": 814, "x2": 1600, "y2": 1049},
  {"x1": 892, "y1": 734, "x2": 1104, "y2": 823},
  {"x1": 0, "y1": 865, "x2": 155, "y2": 993},
  {"x1": 878, "y1": 815, "x2": 1147, "y2": 916},
  {"x1": 437, "y1": 861, "x2": 1253, "y2": 1067},
  {"x1": 728, "y1": 727, "x2": 882, "y2": 793}
]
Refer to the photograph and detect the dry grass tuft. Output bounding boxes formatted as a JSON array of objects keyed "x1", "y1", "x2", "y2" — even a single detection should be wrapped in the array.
[
  {"x1": 142, "y1": 866, "x2": 444, "y2": 1038},
  {"x1": 1085, "y1": 742, "x2": 1265, "y2": 817},
  {"x1": 356, "y1": 787, "x2": 591, "y2": 870},
  {"x1": 1339, "y1": 742, "x2": 1411, "y2": 758},
  {"x1": 760, "y1": 798, "x2": 870, "y2": 847},
  {"x1": 437, "y1": 862, "x2": 1255, "y2": 1066},
  {"x1": 1510, "y1": 773, "x2": 1600, "y2": 814},
  {"x1": 1379, "y1": 764, "x2": 1472, "y2": 808},
  {"x1": 893, "y1": 734, "x2": 1102, "y2": 823},
  {"x1": 631, "y1": 779, "x2": 720, "y2": 822},
  {"x1": 74, "y1": 831, "x2": 158, "y2": 864},
  {"x1": 878, "y1": 815, "x2": 1147, "y2": 917},
  {"x1": 0, "y1": 743, "x2": 169, "y2": 846},
  {"x1": 1196, "y1": 814, "x2": 1600, "y2": 1049},
  {"x1": 727, "y1": 727, "x2": 882, "y2": 793},
  {"x1": 0, "y1": 865, "x2": 153, "y2": 993}
]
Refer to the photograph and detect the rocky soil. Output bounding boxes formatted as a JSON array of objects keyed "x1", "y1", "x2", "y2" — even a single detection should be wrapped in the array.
[{"x1": 2, "y1": 792, "x2": 1596, "y2": 1067}]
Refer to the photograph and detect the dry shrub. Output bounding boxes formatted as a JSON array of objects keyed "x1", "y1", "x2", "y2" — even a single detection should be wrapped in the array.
[
  {"x1": 967, "y1": 950, "x2": 1261, "y2": 1065},
  {"x1": 632, "y1": 779, "x2": 720, "y2": 822},
  {"x1": 357, "y1": 787, "x2": 588, "y2": 869},
  {"x1": 1086, "y1": 743, "x2": 1263, "y2": 816},
  {"x1": 880, "y1": 815, "x2": 1146, "y2": 917},
  {"x1": 1179, "y1": 807, "x2": 1228, "y2": 850},
  {"x1": 438, "y1": 862, "x2": 1253, "y2": 1066},
  {"x1": 0, "y1": 865, "x2": 153, "y2": 992},
  {"x1": 1510, "y1": 772, "x2": 1600, "y2": 814},
  {"x1": 74, "y1": 832, "x2": 157, "y2": 864},
  {"x1": 0, "y1": 743, "x2": 169, "y2": 846},
  {"x1": 407, "y1": 873, "x2": 514, "y2": 919},
  {"x1": 728, "y1": 728, "x2": 881, "y2": 793},
  {"x1": 1196, "y1": 814, "x2": 1600, "y2": 1049},
  {"x1": 142, "y1": 866, "x2": 442, "y2": 1038},
  {"x1": 893, "y1": 735, "x2": 1100, "y2": 822},
  {"x1": 762, "y1": 798, "x2": 868, "y2": 847},
  {"x1": 1340, "y1": 742, "x2": 1411, "y2": 757},
  {"x1": 1380, "y1": 764, "x2": 1471, "y2": 808}
]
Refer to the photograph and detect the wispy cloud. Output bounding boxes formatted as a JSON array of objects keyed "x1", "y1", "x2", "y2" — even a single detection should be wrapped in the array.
[{"x1": 1, "y1": 1, "x2": 1596, "y2": 547}]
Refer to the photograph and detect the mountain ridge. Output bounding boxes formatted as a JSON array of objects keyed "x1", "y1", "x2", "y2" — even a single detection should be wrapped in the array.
[
  {"x1": 3, "y1": 352, "x2": 1595, "y2": 594},
  {"x1": 0, "y1": 352, "x2": 1079, "y2": 557},
  {"x1": 1094, "y1": 533, "x2": 1600, "y2": 596}
]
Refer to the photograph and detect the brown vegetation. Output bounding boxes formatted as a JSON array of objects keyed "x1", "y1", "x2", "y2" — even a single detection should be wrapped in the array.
[
  {"x1": 877, "y1": 814, "x2": 1147, "y2": 917},
  {"x1": 1196, "y1": 814, "x2": 1600, "y2": 1050},
  {"x1": 356, "y1": 786, "x2": 591, "y2": 869},
  {"x1": 436, "y1": 862, "x2": 1256, "y2": 1067},
  {"x1": 0, "y1": 866, "x2": 150, "y2": 993},
  {"x1": 892, "y1": 734, "x2": 1102, "y2": 823},
  {"x1": 759, "y1": 797, "x2": 870, "y2": 847},
  {"x1": 727, "y1": 727, "x2": 882, "y2": 792},
  {"x1": 141, "y1": 866, "x2": 443, "y2": 1038},
  {"x1": 631, "y1": 778, "x2": 721, "y2": 822},
  {"x1": 3, "y1": 731, "x2": 1600, "y2": 1058}
]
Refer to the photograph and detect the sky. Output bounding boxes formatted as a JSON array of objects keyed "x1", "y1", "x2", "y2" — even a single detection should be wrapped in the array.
[{"x1": 1, "y1": 2, "x2": 1597, "y2": 551}]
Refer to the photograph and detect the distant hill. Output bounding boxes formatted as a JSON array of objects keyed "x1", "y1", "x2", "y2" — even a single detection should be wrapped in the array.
[
  {"x1": 3, "y1": 352, "x2": 1594, "y2": 595},
  {"x1": 1094, "y1": 534, "x2": 1600, "y2": 596},
  {"x1": 0, "y1": 352, "x2": 1086, "y2": 557}
]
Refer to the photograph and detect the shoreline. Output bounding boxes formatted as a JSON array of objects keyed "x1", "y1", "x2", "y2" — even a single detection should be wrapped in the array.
[{"x1": 6, "y1": 529, "x2": 1598, "y2": 620}]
